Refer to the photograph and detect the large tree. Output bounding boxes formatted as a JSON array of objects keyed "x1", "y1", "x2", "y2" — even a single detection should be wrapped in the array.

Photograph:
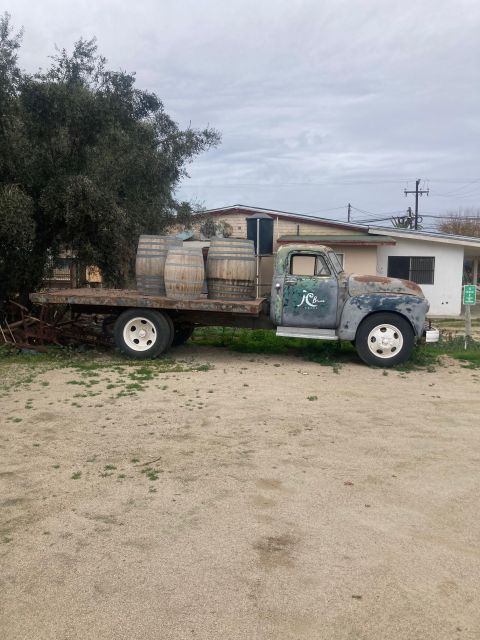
[
  {"x1": 437, "y1": 207, "x2": 480, "y2": 238},
  {"x1": 0, "y1": 14, "x2": 220, "y2": 304}
]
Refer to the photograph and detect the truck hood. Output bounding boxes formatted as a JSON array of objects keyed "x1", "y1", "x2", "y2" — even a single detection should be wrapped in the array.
[{"x1": 347, "y1": 274, "x2": 424, "y2": 298}]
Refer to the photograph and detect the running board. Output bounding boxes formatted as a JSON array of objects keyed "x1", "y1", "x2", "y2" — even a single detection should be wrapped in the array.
[{"x1": 276, "y1": 326, "x2": 339, "y2": 340}]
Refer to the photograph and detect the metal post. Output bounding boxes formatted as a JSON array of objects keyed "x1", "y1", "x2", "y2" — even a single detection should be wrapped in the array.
[
  {"x1": 414, "y1": 178, "x2": 420, "y2": 230},
  {"x1": 256, "y1": 218, "x2": 260, "y2": 299},
  {"x1": 465, "y1": 304, "x2": 472, "y2": 348}
]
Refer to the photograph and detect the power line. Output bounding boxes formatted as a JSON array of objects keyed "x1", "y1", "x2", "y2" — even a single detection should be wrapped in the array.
[
  {"x1": 434, "y1": 178, "x2": 480, "y2": 197},
  {"x1": 180, "y1": 178, "x2": 480, "y2": 189}
]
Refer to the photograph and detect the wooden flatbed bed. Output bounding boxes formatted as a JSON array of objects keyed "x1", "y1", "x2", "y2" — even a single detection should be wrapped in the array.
[{"x1": 30, "y1": 288, "x2": 267, "y2": 317}]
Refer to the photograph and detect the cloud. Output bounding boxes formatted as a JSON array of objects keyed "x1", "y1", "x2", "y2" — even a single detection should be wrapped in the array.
[{"x1": 5, "y1": 0, "x2": 480, "y2": 222}]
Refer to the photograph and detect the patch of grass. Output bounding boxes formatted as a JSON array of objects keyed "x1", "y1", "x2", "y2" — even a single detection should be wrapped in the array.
[
  {"x1": 141, "y1": 467, "x2": 161, "y2": 481},
  {"x1": 0, "y1": 346, "x2": 212, "y2": 397},
  {"x1": 130, "y1": 457, "x2": 140, "y2": 464},
  {"x1": 125, "y1": 382, "x2": 143, "y2": 392},
  {"x1": 193, "y1": 327, "x2": 354, "y2": 369},
  {"x1": 194, "y1": 363, "x2": 212, "y2": 372},
  {"x1": 104, "y1": 464, "x2": 117, "y2": 471},
  {"x1": 307, "y1": 395, "x2": 318, "y2": 401},
  {"x1": 421, "y1": 336, "x2": 480, "y2": 368},
  {"x1": 71, "y1": 471, "x2": 82, "y2": 480},
  {"x1": 196, "y1": 328, "x2": 480, "y2": 373},
  {"x1": 128, "y1": 367, "x2": 155, "y2": 382},
  {"x1": 449, "y1": 350, "x2": 480, "y2": 369}
]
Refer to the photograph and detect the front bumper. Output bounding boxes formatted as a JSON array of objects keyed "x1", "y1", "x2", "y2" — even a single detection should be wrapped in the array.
[{"x1": 424, "y1": 326, "x2": 440, "y2": 343}]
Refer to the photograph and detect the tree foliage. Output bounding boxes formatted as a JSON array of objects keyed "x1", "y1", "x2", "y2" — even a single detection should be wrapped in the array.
[
  {"x1": 0, "y1": 13, "x2": 220, "y2": 303},
  {"x1": 437, "y1": 207, "x2": 480, "y2": 238}
]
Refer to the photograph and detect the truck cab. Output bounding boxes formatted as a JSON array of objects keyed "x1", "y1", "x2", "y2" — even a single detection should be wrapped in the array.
[{"x1": 270, "y1": 244, "x2": 433, "y2": 366}]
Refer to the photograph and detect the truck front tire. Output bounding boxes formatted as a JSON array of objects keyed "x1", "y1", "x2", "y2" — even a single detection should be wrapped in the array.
[
  {"x1": 355, "y1": 313, "x2": 415, "y2": 367},
  {"x1": 114, "y1": 309, "x2": 173, "y2": 359}
]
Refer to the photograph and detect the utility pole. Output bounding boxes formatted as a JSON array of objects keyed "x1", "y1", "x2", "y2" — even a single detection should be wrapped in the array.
[
  {"x1": 347, "y1": 203, "x2": 351, "y2": 222},
  {"x1": 404, "y1": 179, "x2": 429, "y2": 230}
]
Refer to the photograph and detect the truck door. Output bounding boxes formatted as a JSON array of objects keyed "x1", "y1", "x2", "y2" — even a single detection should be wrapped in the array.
[{"x1": 282, "y1": 252, "x2": 338, "y2": 328}]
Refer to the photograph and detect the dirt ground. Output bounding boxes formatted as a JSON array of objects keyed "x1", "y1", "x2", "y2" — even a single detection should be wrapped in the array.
[{"x1": 1, "y1": 346, "x2": 480, "y2": 640}]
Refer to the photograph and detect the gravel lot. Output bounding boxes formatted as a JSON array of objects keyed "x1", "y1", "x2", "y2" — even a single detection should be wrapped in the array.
[{"x1": 1, "y1": 346, "x2": 479, "y2": 639}]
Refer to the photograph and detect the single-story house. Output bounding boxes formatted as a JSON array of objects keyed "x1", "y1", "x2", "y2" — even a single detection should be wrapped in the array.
[{"x1": 197, "y1": 205, "x2": 480, "y2": 316}]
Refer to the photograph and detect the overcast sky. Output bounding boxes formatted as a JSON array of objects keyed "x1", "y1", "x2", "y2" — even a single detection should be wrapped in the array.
[{"x1": 5, "y1": 0, "x2": 480, "y2": 227}]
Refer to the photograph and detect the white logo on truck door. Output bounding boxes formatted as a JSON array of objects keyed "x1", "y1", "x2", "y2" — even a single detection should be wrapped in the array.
[{"x1": 296, "y1": 290, "x2": 325, "y2": 308}]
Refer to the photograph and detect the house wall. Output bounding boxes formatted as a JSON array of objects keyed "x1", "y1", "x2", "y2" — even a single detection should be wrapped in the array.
[
  {"x1": 201, "y1": 213, "x2": 377, "y2": 281},
  {"x1": 329, "y1": 245, "x2": 377, "y2": 274},
  {"x1": 205, "y1": 213, "x2": 356, "y2": 248},
  {"x1": 377, "y1": 238, "x2": 464, "y2": 316},
  {"x1": 273, "y1": 218, "x2": 355, "y2": 248}
]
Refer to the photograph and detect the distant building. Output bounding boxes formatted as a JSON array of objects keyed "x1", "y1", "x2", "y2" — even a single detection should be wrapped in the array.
[{"x1": 195, "y1": 205, "x2": 480, "y2": 316}]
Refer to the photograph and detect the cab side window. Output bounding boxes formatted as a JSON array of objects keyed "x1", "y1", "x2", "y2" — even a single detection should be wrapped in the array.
[
  {"x1": 316, "y1": 256, "x2": 331, "y2": 276},
  {"x1": 290, "y1": 254, "x2": 331, "y2": 277},
  {"x1": 290, "y1": 254, "x2": 316, "y2": 276}
]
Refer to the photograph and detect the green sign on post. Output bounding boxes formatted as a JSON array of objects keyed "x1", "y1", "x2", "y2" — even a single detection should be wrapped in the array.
[{"x1": 463, "y1": 285, "x2": 477, "y2": 305}]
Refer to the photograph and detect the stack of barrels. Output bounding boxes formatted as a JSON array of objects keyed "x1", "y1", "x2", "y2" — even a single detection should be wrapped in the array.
[{"x1": 135, "y1": 235, "x2": 256, "y2": 301}]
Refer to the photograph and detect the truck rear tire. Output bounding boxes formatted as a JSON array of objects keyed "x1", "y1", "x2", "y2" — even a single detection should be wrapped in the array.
[
  {"x1": 114, "y1": 309, "x2": 173, "y2": 359},
  {"x1": 355, "y1": 313, "x2": 414, "y2": 367},
  {"x1": 171, "y1": 324, "x2": 194, "y2": 347}
]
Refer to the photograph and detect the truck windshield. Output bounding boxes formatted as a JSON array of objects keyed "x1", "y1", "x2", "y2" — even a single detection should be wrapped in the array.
[{"x1": 328, "y1": 251, "x2": 344, "y2": 273}]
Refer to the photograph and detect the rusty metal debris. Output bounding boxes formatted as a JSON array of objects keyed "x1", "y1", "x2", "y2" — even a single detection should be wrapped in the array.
[{"x1": 0, "y1": 301, "x2": 113, "y2": 351}]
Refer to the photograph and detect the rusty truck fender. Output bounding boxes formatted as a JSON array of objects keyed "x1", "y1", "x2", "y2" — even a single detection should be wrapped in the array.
[{"x1": 337, "y1": 294, "x2": 429, "y2": 341}]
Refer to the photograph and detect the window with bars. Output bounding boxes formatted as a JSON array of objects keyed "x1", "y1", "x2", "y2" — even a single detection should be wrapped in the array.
[{"x1": 387, "y1": 256, "x2": 435, "y2": 285}]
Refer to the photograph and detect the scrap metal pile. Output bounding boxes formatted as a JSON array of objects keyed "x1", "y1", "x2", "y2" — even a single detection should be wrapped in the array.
[{"x1": 0, "y1": 301, "x2": 114, "y2": 352}]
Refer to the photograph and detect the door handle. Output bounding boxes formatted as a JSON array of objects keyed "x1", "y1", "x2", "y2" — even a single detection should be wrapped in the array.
[
  {"x1": 275, "y1": 283, "x2": 281, "y2": 290},
  {"x1": 284, "y1": 278, "x2": 297, "y2": 285}
]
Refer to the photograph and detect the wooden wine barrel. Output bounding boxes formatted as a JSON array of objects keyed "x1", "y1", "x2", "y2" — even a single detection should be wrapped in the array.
[
  {"x1": 164, "y1": 247, "x2": 205, "y2": 300},
  {"x1": 207, "y1": 238, "x2": 256, "y2": 300},
  {"x1": 136, "y1": 235, "x2": 182, "y2": 296}
]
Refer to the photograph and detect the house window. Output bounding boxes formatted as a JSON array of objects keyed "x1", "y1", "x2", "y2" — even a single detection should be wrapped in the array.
[{"x1": 387, "y1": 256, "x2": 435, "y2": 285}]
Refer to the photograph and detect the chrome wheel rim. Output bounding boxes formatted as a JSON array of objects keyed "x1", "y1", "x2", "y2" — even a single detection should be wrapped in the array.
[
  {"x1": 367, "y1": 323, "x2": 403, "y2": 359},
  {"x1": 123, "y1": 317, "x2": 157, "y2": 351}
]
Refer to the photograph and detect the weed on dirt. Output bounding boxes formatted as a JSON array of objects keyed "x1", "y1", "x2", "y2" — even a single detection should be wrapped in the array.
[{"x1": 0, "y1": 344, "x2": 213, "y2": 398}]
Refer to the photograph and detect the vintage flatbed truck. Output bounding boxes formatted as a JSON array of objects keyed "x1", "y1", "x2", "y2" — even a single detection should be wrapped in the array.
[{"x1": 30, "y1": 244, "x2": 439, "y2": 367}]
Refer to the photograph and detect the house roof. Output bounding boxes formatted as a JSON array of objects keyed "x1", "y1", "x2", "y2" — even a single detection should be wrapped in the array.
[
  {"x1": 277, "y1": 233, "x2": 395, "y2": 246},
  {"x1": 368, "y1": 226, "x2": 480, "y2": 249},
  {"x1": 202, "y1": 204, "x2": 367, "y2": 232},
  {"x1": 199, "y1": 204, "x2": 480, "y2": 251}
]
